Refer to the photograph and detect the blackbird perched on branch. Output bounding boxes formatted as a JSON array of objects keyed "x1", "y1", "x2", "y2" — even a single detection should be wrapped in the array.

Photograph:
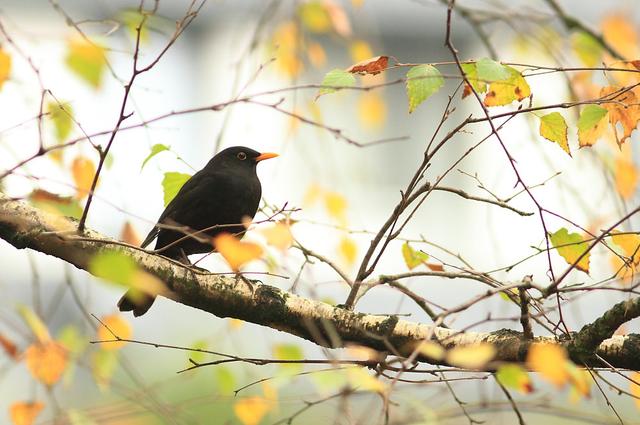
[{"x1": 118, "y1": 146, "x2": 278, "y2": 316}]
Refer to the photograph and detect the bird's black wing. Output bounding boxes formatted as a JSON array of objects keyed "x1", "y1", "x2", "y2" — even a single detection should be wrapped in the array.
[{"x1": 140, "y1": 171, "x2": 209, "y2": 248}]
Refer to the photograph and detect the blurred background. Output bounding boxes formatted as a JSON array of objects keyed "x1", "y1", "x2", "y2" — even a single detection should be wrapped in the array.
[{"x1": 1, "y1": 0, "x2": 639, "y2": 424}]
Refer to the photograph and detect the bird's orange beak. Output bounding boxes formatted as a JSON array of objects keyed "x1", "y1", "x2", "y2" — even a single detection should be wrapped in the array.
[{"x1": 255, "y1": 152, "x2": 279, "y2": 162}]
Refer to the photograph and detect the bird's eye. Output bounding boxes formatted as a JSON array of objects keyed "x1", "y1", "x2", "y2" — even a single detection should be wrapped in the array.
[{"x1": 237, "y1": 152, "x2": 247, "y2": 160}]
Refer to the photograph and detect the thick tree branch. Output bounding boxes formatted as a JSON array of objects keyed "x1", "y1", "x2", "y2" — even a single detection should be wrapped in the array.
[{"x1": 0, "y1": 193, "x2": 639, "y2": 370}]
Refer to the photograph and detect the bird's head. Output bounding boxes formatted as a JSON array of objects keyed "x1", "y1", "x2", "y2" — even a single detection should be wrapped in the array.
[{"x1": 210, "y1": 146, "x2": 279, "y2": 171}]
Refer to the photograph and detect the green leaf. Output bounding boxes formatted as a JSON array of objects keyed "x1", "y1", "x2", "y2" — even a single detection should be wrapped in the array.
[
  {"x1": 311, "y1": 369, "x2": 349, "y2": 394},
  {"x1": 215, "y1": 366, "x2": 236, "y2": 395},
  {"x1": 162, "y1": 172, "x2": 191, "y2": 207},
  {"x1": 57, "y1": 325, "x2": 87, "y2": 357},
  {"x1": 273, "y1": 343, "x2": 304, "y2": 374},
  {"x1": 88, "y1": 251, "x2": 137, "y2": 286},
  {"x1": 539, "y1": 112, "x2": 570, "y2": 155},
  {"x1": 572, "y1": 31, "x2": 603, "y2": 67},
  {"x1": 577, "y1": 105, "x2": 608, "y2": 147},
  {"x1": 461, "y1": 62, "x2": 486, "y2": 93},
  {"x1": 92, "y1": 349, "x2": 119, "y2": 391},
  {"x1": 141, "y1": 143, "x2": 170, "y2": 171},
  {"x1": 17, "y1": 305, "x2": 50, "y2": 343},
  {"x1": 401, "y1": 242, "x2": 429, "y2": 270},
  {"x1": 65, "y1": 38, "x2": 107, "y2": 89},
  {"x1": 475, "y1": 58, "x2": 510, "y2": 82},
  {"x1": 496, "y1": 363, "x2": 533, "y2": 394},
  {"x1": 189, "y1": 339, "x2": 208, "y2": 364},
  {"x1": 316, "y1": 69, "x2": 356, "y2": 98},
  {"x1": 405, "y1": 65, "x2": 444, "y2": 113},
  {"x1": 67, "y1": 409, "x2": 97, "y2": 425},
  {"x1": 47, "y1": 101, "x2": 74, "y2": 142},
  {"x1": 549, "y1": 228, "x2": 590, "y2": 274}
]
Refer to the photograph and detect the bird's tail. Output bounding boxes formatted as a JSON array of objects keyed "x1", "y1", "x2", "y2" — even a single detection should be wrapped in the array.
[{"x1": 118, "y1": 291, "x2": 156, "y2": 317}]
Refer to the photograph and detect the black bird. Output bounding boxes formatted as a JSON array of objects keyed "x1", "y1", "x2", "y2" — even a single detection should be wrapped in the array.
[{"x1": 118, "y1": 146, "x2": 278, "y2": 316}]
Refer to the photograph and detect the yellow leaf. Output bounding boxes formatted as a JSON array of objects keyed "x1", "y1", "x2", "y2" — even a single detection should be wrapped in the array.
[
  {"x1": 260, "y1": 222, "x2": 293, "y2": 251},
  {"x1": 445, "y1": 343, "x2": 495, "y2": 369},
  {"x1": 339, "y1": 236, "x2": 357, "y2": 266},
  {"x1": 539, "y1": 112, "x2": 570, "y2": 155},
  {"x1": 416, "y1": 341, "x2": 445, "y2": 361},
  {"x1": 567, "y1": 363, "x2": 591, "y2": 401},
  {"x1": 352, "y1": 0, "x2": 364, "y2": 7},
  {"x1": 324, "y1": 191, "x2": 347, "y2": 223},
  {"x1": 483, "y1": 66, "x2": 531, "y2": 107},
  {"x1": 229, "y1": 318, "x2": 244, "y2": 330},
  {"x1": 358, "y1": 92, "x2": 386, "y2": 129},
  {"x1": 306, "y1": 41, "x2": 326, "y2": 68},
  {"x1": 347, "y1": 368, "x2": 386, "y2": 393},
  {"x1": 346, "y1": 345, "x2": 382, "y2": 361},
  {"x1": 611, "y1": 231, "x2": 640, "y2": 263},
  {"x1": 602, "y1": 15, "x2": 640, "y2": 60},
  {"x1": 303, "y1": 183, "x2": 323, "y2": 207},
  {"x1": 262, "y1": 381, "x2": 278, "y2": 403},
  {"x1": 577, "y1": 105, "x2": 608, "y2": 147},
  {"x1": 120, "y1": 221, "x2": 142, "y2": 246},
  {"x1": 17, "y1": 306, "x2": 50, "y2": 343},
  {"x1": 25, "y1": 341, "x2": 68, "y2": 386},
  {"x1": 0, "y1": 48, "x2": 12, "y2": 90},
  {"x1": 71, "y1": 155, "x2": 96, "y2": 199},
  {"x1": 350, "y1": 40, "x2": 373, "y2": 63},
  {"x1": 65, "y1": 37, "x2": 107, "y2": 88},
  {"x1": 272, "y1": 22, "x2": 303, "y2": 78},
  {"x1": 214, "y1": 233, "x2": 263, "y2": 271},
  {"x1": 630, "y1": 372, "x2": 640, "y2": 410},
  {"x1": 234, "y1": 397, "x2": 271, "y2": 425},
  {"x1": 96, "y1": 314, "x2": 132, "y2": 350},
  {"x1": 609, "y1": 252, "x2": 638, "y2": 285},
  {"x1": 549, "y1": 228, "x2": 590, "y2": 274},
  {"x1": 526, "y1": 343, "x2": 570, "y2": 388},
  {"x1": 615, "y1": 157, "x2": 639, "y2": 199},
  {"x1": 298, "y1": 2, "x2": 331, "y2": 33},
  {"x1": 600, "y1": 86, "x2": 640, "y2": 145},
  {"x1": 9, "y1": 401, "x2": 44, "y2": 425},
  {"x1": 402, "y1": 242, "x2": 429, "y2": 270}
]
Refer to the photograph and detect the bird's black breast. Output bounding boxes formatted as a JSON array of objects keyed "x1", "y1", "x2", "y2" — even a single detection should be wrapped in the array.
[{"x1": 155, "y1": 169, "x2": 262, "y2": 255}]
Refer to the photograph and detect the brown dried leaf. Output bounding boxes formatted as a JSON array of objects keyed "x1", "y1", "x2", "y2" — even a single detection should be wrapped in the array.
[
  {"x1": 348, "y1": 55, "x2": 389, "y2": 75},
  {"x1": 0, "y1": 333, "x2": 19, "y2": 359}
]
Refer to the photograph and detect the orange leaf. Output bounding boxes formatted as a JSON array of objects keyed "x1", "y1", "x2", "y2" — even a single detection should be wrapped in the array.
[
  {"x1": 600, "y1": 86, "x2": 640, "y2": 145},
  {"x1": 0, "y1": 48, "x2": 11, "y2": 90},
  {"x1": 632, "y1": 60, "x2": 640, "y2": 71},
  {"x1": 630, "y1": 372, "x2": 640, "y2": 410},
  {"x1": 306, "y1": 42, "x2": 326, "y2": 68},
  {"x1": 348, "y1": 55, "x2": 389, "y2": 75},
  {"x1": 97, "y1": 314, "x2": 132, "y2": 350},
  {"x1": 602, "y1": 15, "x2": 639, "y2": 60},
  {"x1": 9, "y1": 401, "x2": 44, "y2": 425},
  {"x1": 120, "y1": 221, "x2": 142, "y2": 246},
  {"x1": 614, "y1": 157, "x2": 639, "y2": 199},
  {"x1": 325, "y1": 0, "x2": 352, "y2": 37},
  {"x1": 234, "y1": 397, "x2": 271, "y2": 425},
  {"x1": 25, "y1": 341, "x2": 68, "y2": 386},
  {"x1": 214, "y1": 233, "x2": 263, "y2": 271},
  {"x1": 0, "y1": 333, "x2": 19, "y2": 360},
  {"x1": 526, "y1": 343, "x2": 570, "y2": 388},
  {"x1": 71, "y1": 155, "x2": 96, "y2": 199},
  {"x1": 426, "y1": 263, "x2": 444, "y2": 272}
]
